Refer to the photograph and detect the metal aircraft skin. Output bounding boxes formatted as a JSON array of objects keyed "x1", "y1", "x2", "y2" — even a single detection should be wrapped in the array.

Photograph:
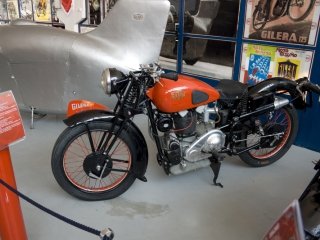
[{"x1": 0, "y1": 0, "x2": 170, "y2": 114}]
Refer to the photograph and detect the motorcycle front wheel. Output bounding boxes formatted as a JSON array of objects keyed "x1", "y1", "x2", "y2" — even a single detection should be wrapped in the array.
[
  {"x1": 51, "y1": 121, "x2": 137, "y2": 201},
  {"x1": 239, "y1": 105, "x2": 298, "y2": 167}
]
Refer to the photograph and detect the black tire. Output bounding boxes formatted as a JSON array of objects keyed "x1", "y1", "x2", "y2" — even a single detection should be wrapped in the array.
[
  {"x1": 288, "y1": 0, "x2": 315, "y2": 21},
  {"x1": 239, "y1": 105, "x2": 298, "y2": 167},
  {"x1": 252, "y1": 7, "x2": 269, "y2": 30},
  {"x1": 51, "y1": 121, "x2": 137, "y2": 201}
]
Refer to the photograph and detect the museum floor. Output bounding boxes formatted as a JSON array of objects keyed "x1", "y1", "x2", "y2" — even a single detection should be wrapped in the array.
[{"x1": 8, "y1": 113, "x2": 320, "y2": 240}]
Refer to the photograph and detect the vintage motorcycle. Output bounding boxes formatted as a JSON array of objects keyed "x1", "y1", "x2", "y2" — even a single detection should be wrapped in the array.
[
  {"x1": 51, "y1": 64, "x2": 320, "y2": 201},
  {"x1": 252, "y1": 0, "x2": 315, "y2": 30}
]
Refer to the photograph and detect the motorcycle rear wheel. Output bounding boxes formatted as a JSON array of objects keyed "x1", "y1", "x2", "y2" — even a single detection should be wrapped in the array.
[
  {"x1": 51, "y1": 121, "x2": 137, "y2": 201},
  {"x1": 239, "y1": 105, "x2": 298, "y2": 167}
]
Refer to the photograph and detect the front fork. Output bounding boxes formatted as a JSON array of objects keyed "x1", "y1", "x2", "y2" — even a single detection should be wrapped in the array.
[{"x1": 145, "y1": 100, "x2": 167, "y2": 166}]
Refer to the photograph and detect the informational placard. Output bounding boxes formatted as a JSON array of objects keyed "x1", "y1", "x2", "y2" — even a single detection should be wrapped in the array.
[
  {"x1": 0, "y1": 91, "x2": 25, "y2": 150},
  {"x1": 240, "y1": 43, "x2": 313, "y2": 84},
  {"x1": 244, "y1": 0, "x2": 320, "y2": 45},
  {"x1": 263, "y1": 200, "x2": 305, "y2": 240}
]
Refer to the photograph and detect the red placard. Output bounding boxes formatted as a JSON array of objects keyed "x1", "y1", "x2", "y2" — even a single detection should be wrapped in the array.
[
  {"x1": 263, "y1": 200, "x2": 305, "y2": 240},
  {"x1": 0, "y1": 91, "x2": 25, "y2": 150}
]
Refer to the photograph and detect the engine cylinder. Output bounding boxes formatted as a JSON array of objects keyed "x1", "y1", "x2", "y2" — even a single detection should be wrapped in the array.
[{"x1": 173, "y1": 111, "x2": 196, "y2": 137}]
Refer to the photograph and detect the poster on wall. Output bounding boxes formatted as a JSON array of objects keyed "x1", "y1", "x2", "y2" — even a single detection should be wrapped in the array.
[
  {"x1": 6, "y1": 0, "x2": 19, "y2": 20},
  {"x1": 33, "y1": 0, "x2": 51, "y2": 22},
  {"x1": 88, "y1": 0, "x2": 101, "y2": 25},
  {"x1": 240, "y1": 43, "x2": 313, "y2": 85},
  {"x1": 19, "y1": 0, "x2": 33, "y2": 20},
  {"x1": 244, "y1": 0, "x2": 320, "y2": 45},
  {"x1": 0, "y1": 0, "x2": 8, "y2": 21}
]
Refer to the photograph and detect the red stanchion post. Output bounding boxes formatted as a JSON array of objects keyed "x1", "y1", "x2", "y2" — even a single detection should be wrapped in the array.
[{"x1": 0, "y1": 147, "x2": 28, "y2": 240}]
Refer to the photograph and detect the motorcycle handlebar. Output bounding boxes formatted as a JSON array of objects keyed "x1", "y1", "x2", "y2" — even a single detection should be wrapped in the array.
[
  {"x1": 303, "y1": 82, "x2": 320, "y2": 95},
  {"x1": 296, "y1": 77, "x2": 320, "y2": 95}
]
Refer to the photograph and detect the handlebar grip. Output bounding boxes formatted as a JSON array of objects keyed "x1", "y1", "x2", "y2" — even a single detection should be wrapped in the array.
[{"x1": 304, "y1": 82, "x2": 320, "y2": 95}]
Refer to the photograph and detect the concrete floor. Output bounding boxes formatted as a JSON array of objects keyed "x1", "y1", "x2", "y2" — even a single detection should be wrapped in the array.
[{"x1": 7, "y1": 113, "x2": 320, "y2": 240}]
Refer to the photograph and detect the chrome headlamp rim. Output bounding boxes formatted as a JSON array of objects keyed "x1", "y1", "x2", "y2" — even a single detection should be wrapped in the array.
[{"x1": 101, "y1": 68, "x2": 111, "y2": 96}]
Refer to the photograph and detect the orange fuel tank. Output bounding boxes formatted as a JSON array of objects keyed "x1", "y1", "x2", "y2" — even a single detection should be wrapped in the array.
[{"x1": 146, "y1": 74, "x2": 220, "y2": 113}]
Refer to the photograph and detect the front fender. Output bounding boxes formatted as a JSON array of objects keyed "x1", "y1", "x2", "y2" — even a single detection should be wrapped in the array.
[
  {"x1": 249, "y1": 77, "x2": 306, "y2": 109},
  {"x1": 63, "y1": 110, "x2": 148, "y2": 179}
]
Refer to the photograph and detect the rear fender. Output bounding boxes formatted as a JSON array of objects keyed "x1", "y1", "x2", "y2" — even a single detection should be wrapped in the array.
[
  {"x1": 63, "y1": 110, "x2": 148, "y2": 179},
  {"x1": 248, "y1": 77, "x2": 306, "y2": 109}
]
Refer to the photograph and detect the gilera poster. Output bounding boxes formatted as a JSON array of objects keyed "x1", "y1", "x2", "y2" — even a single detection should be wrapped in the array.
[
  {"x1": 244, "y1": 0, "x2": 320, "y2": 45},
  {"x1": 240, "y1": 43, "x2": 313, "y2": 84},
  {"x1": 34, "y1": 0, "x2": 51, "y2": 22}
]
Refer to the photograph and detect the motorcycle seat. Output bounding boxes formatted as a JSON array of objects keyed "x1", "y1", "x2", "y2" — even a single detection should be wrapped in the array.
[{"x1": 216, "y1": 80, "x2": 248, "y2": 100}]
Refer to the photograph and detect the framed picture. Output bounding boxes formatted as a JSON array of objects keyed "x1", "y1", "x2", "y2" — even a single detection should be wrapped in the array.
[
  {"x1": 34, "y1": 0, "x2": 51, "y2": 22},
  {"x1": 87, "y1": 0, "x2": 101, "y2": 25},
  {"x1": 0, "y1": 0, "x2": 8, "y2": 21},
  {"x1": 7, "y1": 0, "x2": 19, "y2": 20},
  {"x1": 19, "y1": 0, "x2": 33, "y2": 20},
  {"x1": 244, "y1": 0, "x2": 320, "y2": 45},
  {"x1": 239, "y1": 43, "x2": 314, "y2": 84}
]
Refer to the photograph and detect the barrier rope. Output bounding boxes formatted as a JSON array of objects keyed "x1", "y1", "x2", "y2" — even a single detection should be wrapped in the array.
[{"x1": 0, "y1": 178, "x2": 114, "y2": 240}]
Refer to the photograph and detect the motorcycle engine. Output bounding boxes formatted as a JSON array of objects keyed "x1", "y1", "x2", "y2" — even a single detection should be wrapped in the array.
[{"x1": 154, "y1": 105, "x2": 226, "y2": 174}]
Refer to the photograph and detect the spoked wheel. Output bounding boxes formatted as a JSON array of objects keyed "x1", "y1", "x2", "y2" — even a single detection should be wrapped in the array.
[
  {"x1": 288, "y1": 0, "x2": 315, "y2": 21},
  {"x1": 252, "y1": 7, "x2": 269, "y2": 30},
  {"x1": 239, "y1": 105, "x2": 298, "y2": 167},
  {"x1": 51, "y1": 121, "x2": 137, "y2": 200}
]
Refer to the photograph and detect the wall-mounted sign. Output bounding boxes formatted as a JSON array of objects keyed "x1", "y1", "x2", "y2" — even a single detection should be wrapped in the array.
[
  {"x1": 0, "y1": 91, "x2": 25, "y2": 150},
  {"x1": 7, "y1": 0, "x2": 19, "y2": 20},
  {"x1": 19, "y1": 0, "x2": 33, "y2": 20},
  {"x1": 244, "y1": 0, "x2": 320, "y2": 45},
  {"x1": 0, "y1": 0, "x2": 8, "y2": 20},
  {"x1": 240, "y1": 43, "x2": 314, "y2": 84},
  {"x1": 34, "y1": 0, "x2": 51, "y2": 22}
]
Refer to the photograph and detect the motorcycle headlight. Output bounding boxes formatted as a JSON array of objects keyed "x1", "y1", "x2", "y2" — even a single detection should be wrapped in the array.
[{"x1": 101, "y1": 68, "x2": 127, "y2": 96}]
